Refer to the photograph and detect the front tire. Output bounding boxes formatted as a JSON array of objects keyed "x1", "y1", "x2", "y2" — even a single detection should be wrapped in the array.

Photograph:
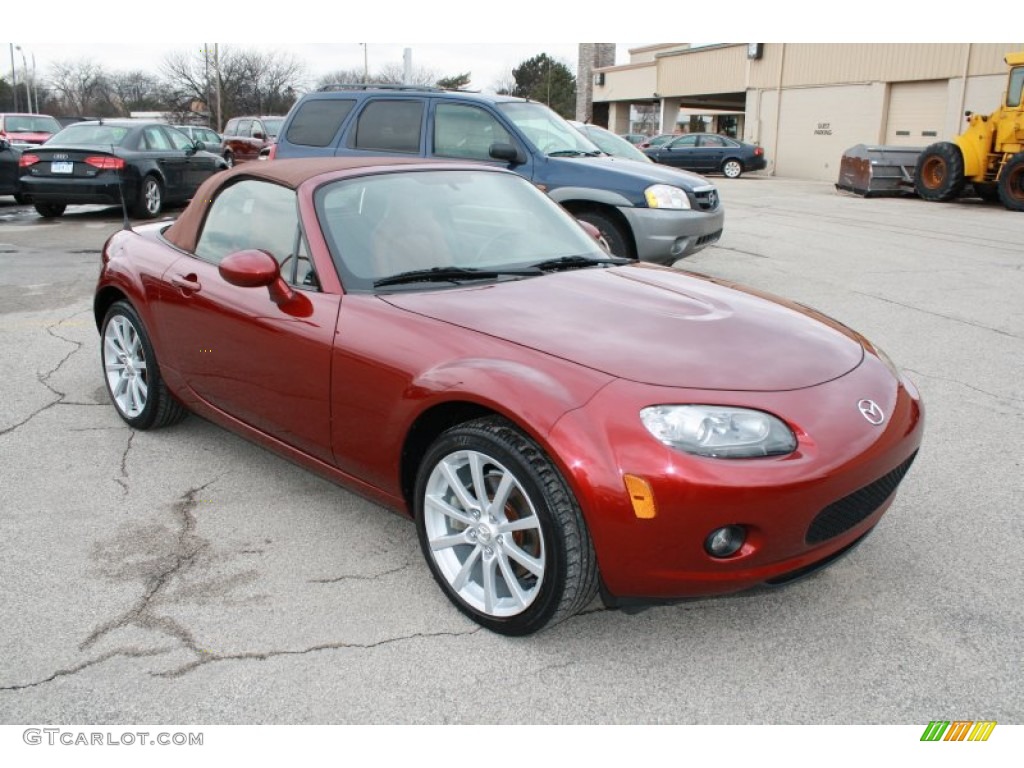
[
  {"x1": 914, "y1": 142, "x2": 966, "y2": 202},
  {"x1": 101, "y1": 300, "x2": 187, "y2": 430},
  {"x1": 997, "y1": 153, "x2": 1024, "y2": 212},
  {"x1": 414, "y1": 416, "x2": 598, "y2": 635},
  {"x1": 575, "y1": 210, "x2": 633, "y2": 259},
  {"x1": 34, "y1": 202, "x2": 66, "y2": 218},
  {"x1": 722, "y1": 159, "x2": 743, "y2": 178},
  {"x1": 133, "y1": 175, "x2": 163, "y2": 219}
]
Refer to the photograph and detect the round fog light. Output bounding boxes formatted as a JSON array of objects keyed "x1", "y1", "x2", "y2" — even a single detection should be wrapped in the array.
[{"x1": 705, "y1": 525, "x2": 746, "y2": 558}]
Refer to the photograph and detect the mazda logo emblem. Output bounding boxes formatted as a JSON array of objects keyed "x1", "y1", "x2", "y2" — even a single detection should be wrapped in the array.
[{"x1": 858, "y1": 399, "x2": 885, "y2": 425}]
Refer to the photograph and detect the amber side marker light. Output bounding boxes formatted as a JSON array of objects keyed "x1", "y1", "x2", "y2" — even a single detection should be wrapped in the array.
[{"x1": 624, "y1": 474, "x2": 657, "y2": 519}]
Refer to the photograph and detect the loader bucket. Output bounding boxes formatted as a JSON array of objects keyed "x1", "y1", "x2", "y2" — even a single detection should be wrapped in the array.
[{"x1": 835, "y1": 144, "x2": 924, "y2": 197}]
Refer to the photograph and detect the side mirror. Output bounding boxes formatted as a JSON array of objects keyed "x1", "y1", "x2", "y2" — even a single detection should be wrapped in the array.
[
  {"x1": 252, "y1": 131, "x2": 265, "y2": 141},
  {"x1": 192, "y1": 141, "x2": 205, "y2": 153},
  {"x1": 219, "y1": 249, "x2": 295, "y2": 306},
  {"x1": 489, "y1": 142, "x2": 525, "y2": 165}
]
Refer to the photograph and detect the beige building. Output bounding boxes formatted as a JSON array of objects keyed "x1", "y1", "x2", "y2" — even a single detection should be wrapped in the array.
[{"x1": 593, "y1": 43, "x2": 1024, "y2": 181}]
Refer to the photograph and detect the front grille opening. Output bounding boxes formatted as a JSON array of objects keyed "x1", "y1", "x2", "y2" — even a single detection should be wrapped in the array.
[{"x1": 806, "y1": 450, "x2": 919, "y2": 545}]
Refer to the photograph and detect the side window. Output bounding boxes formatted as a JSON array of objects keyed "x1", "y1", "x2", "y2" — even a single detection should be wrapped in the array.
[
  {"x1": 433, "y1": 103, "x2": 512, "y2": 161},
  {"x1": 223, "y1": 119, "x2": 239, "y2": 136},
  {"x1": 285, "y1": 99, "x2": 355, "y2": 147},
  {"x1": 195, "y1": 180, "x2": 318, "y2": 290},
  {"x1": 670, "y1": 135, "x2": 698, "y2": 148},
  {"x1": 143, "y1": 126, "x2": 172, "y2": 151},
  {"x1": 700, "y1": 136, "x2": 726, "y2": 148},
  {"x1": 353, "y1": 100, "x2": 423, "y2": 153},
  {"x1": 165, "y1": 127, "x2": 193, "y2": 151},
  {"x1": 236, "y1": 119, "x2": 253, "y2": 137},
  {"x1": 251, "y1": 120, "x2": 265, "y2": 138},
  {"x1": 202, "y1": 129, "x2": 220, "y2": 145},
  {"x1": 1008, "y1": 67, "x2": 1023, "y2": 108}
]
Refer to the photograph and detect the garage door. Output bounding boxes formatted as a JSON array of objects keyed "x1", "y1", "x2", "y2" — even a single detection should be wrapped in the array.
[
  {"x1": 885, "y1": 81, "x2": 949, "y2": 146},
  {"x1": 774, "y1": 84, "x2": 883, "y2": 181}
]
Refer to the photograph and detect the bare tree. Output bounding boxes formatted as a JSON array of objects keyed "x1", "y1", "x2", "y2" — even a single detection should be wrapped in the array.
[
  {"x1": 491, "y1": 70, "x2": 516, "y2": 96},
  {"x1": 106, "y1": 70, "x2": 164, "y2": 115},
  {"x1": 48, "y1": 59, "x2": 110, "y2": 115},
  {"x1": 161, "y1": 46, "x2": 307, "y2": 126},
  {"x1": 376, "y1": 62, "x2": 439, "y2": 86}
]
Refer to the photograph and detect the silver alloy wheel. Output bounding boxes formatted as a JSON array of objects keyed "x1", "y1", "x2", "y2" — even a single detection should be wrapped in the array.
[
  {"x1": 142, "y1": 178, "x2": 162, "y2": 216},
  {"x1": 723, "y1": 160, "x2": 743, "y2": 179},
  {"x1": 103, "y1": 314, "x2": 148, "y2": 418},
  {"x1": 423, "y1": 449, "x2": 545, "y2": 617}
]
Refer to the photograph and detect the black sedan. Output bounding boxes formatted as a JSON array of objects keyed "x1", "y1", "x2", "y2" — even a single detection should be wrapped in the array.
[
  {"x1": 18, "y1": 120, "x2": 228, "y2": 219},
  {"x1": 0, "y1": 138, "x2": 26, "y2": 203},
  {"x1": 643, "y1": 133, "x2": 767, "y2": 178}
]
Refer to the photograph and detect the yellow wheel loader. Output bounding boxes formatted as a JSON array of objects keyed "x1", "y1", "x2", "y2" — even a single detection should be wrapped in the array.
[{"x1": 914, "y1": 51, "x2": 1024, "y2": 211}]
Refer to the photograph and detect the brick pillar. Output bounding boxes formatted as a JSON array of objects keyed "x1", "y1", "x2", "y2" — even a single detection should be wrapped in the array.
[{"x1": 576, "y1": 43, "x2": 617, "y2": 122}]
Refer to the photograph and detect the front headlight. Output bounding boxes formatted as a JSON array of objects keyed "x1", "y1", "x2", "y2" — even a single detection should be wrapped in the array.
[
  {"x1": 640, "y1": 405, "x2": 797, "y2": 458},
  {"x1": 644, "y1": 184, "x2": 691, "y2": 210}
]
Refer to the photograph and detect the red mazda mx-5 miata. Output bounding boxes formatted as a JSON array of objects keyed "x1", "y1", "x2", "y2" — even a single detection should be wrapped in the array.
[{"x1": 94, "y1": 157, "x2": 923, "y2": 635}]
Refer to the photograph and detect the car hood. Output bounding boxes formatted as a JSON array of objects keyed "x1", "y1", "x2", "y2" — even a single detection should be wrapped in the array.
[
  {"x1": 544, "y1": 154, "x2": 712, "y2": 192},
  {"x1": 380, "y1": 264, "x2": 865, "y2": 391}
]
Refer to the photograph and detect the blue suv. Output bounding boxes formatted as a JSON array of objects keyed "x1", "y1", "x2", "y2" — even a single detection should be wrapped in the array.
[{"x1": 271, "y1": 86, "x2": 724, "y2": 265}]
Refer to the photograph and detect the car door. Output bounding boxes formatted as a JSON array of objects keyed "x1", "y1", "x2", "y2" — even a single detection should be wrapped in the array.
[
  {"x1": 228, "y1": 119, "x2": 254, "y2": 161},
  {"x1": 165, "y1": 126, "x2": 218, "y2": 195},
  {"x1": 151, "y1": 179, "x2": 340, "y2": 462},
  {"x1": 656, "y1": 134, "x2": 698, "y2": 168},
  {"x1": 140, "y1": 125, "x2": 187, "y2": 198},
  {"x1": 696, "y1": 135, "x2": 728, "y2": 172}
]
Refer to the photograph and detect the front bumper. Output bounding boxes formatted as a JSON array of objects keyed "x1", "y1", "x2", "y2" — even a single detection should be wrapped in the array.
[
  {"x1": 619, "y1": 202, "x2": 725, "y2": 265},
  {"x1": 545, "y1": 352, "x2": 924, "y2": 599}
]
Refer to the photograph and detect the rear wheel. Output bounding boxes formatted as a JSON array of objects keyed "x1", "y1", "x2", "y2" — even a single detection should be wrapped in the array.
[
  {"x1": 101, "y1": 300, "x2": 187, "y2": 430},
  {"x1": 133, "y1": 175, "x2": 163, "y2": 219},
  {"x1": 414, "y1": 416, "x2": 598, "y2": 635},
  {"x1": 34, "y1": 202, "x2": 66, "y2": 218},
  {"x1": 722, "y1": 158, "x2": 743, "y2": 178},
  {"x1": 223, "y1": 152, "x2": 234, "y2": 168},
  {"x1": 997, "y1": 153, "x2": 1024, "y2": 212},
  {"x1": 914, "y1": 142, "x2": 966, "y2": 202},
  {"x1": 574, "y1": 210, "x2": 632, "y2": 259}
]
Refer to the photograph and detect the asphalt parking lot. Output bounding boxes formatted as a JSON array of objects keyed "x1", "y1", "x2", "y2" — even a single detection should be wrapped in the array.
[{"x1": 0, "y1": 178, "x2": 1021, "y2": 725}]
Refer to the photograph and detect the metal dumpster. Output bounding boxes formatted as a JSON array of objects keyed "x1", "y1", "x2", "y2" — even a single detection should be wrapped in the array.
[{"x1": 835, "y1": 144, "x2": 924, "y2": 197}]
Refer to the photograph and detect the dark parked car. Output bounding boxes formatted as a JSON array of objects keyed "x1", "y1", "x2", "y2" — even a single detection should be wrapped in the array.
[
  {"x1": 644, "y1": 133, "x2": 767, "y2": 178},
  {"x1": 569, "y1": 121, "x2": 652, "y2": 163},
  {"x1": 93, "y1": 157, "x2": 923, "y2": 635},
  {"x1": 18, "y1": 120, "x2": 228, "y2": 219},
  {"x1": 619, "y1": 133, "x2": 649, "y2": 145},
  {"x1": 638, "y1": 133, "x2": 678, "y2": 149},
  {"x1": 0, "y1": 113, "x2": 62, "y2": 147},
  {"x1": 271, "y1": 86, "x2": 723, "y2": 265},
  {"x1": 220, "y1": 116, "x2": 284, "y2": 166},
  {"x1": 0, "y1": 138, "x2": 27, "y2": 202}
]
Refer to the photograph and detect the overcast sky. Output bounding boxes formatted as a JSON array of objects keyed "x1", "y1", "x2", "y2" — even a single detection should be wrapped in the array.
[{"x1": 16, "y1": 43, "x2": 645, "y2": 94}]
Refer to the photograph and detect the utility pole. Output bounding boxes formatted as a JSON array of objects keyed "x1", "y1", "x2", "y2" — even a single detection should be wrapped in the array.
[
  {"x1": 215, "y1": 43, "x2": 223, "y2": 131},
  {"x1": 361, "y1": 43, "x2": 368, "y2": 83},
  {"x1": 8, "y1": 44, "x2": 18, "y2": 112}
]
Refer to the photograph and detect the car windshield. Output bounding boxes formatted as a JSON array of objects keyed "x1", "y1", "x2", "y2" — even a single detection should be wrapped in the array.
[
  {"x1": 497, "y1": 102, "x2": 600, "y2": 157},
  {"x1": 263, "y1": 118, "x2": 284, "y2": 138},
  {"x1": 317, "y1": 169, "x2": 608, "y2": 292},
  {"x1": 49, "y1": 124, "x2": 131, "y2": 147},
  {"x1": 5, "y1": 115, "x2": 61, "y2": 133},
  {"x1": 578, "y1": 125, "x2": 651, "y2": 162}
]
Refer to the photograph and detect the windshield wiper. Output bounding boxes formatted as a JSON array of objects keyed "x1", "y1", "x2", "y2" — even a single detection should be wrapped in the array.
[
  {"x1": 547, "y1": 149, "x2": 602, "y2": 157},
  {"x1": 373, "y1": 266, "x2": 542, "y2": 288},
  {"x1": 530, "y1": 255, "x2": 631, "y2": 272}
]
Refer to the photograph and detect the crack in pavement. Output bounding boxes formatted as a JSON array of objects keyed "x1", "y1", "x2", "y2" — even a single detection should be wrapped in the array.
[
  {"x1": 80, "y1": 481, "x2": 216, "y2": 654},
  {"x1": 905, "y1": 368, "x2": 1024, "y2": 408},
  {"x1": 155, "y1": 627, "x2": 484, "y2": 678},
  {"x1": 1, "y1": 309, "x2": 92, "y2": 437},
  {"x1": 115, "y1": 430, "x2": 136, "y2": 496},
  {"x1": 0, "y1": 648, "x2": 175, "y2": 692},
  {"x1": 308, "y1": 562, "x2": 413, "y2": 584},
  {"x1": 849, "y1": 289, "x2": 1022, "y2": 340}
]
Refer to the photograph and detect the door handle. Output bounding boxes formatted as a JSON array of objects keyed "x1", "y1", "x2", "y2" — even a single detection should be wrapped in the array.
[{"x1": 171, "y1": 273, "x2": 201, "y2": 294}]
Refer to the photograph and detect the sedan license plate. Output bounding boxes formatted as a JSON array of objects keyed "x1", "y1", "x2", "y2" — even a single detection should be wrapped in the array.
[{"x1": 50, "y1": 161, "x2": 74, "y2": 174}]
